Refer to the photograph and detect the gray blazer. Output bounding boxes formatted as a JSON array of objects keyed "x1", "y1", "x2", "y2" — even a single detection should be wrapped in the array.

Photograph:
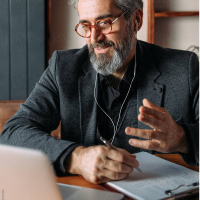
[{"x1": 0, "y1": 41, "x2": 199, "y2": 171}]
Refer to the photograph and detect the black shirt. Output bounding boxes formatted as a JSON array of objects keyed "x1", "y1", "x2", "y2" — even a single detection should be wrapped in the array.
[{"x1": 97, "y1": 57, "x2": 137, "y2": 141}]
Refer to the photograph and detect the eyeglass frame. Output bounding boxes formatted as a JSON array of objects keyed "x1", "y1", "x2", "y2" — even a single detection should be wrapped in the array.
[{"x1": 75, "y1": 10, "x2": 129, "y2": 38}]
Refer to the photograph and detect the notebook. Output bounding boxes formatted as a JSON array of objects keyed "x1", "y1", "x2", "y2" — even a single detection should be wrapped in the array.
[
  {"x1": 107, "y1": 152, "x2": 199, "y2": 200},
  {"x1": 0, "y1": 144, "x2": 124, "y2": 200}
]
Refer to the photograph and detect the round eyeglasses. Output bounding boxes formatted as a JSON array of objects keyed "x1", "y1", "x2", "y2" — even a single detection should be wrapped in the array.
[{"x1": 75, "y1": 11, "x2": 128, "y2": 38}]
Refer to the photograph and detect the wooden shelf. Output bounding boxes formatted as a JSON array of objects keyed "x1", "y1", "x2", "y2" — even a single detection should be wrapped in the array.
[
  {"x1": 148, "y1": 0, "x2": 199, "y2": 44},
  {"x1": 155, "y1": 11, "x2": 199, "y2": 18}
]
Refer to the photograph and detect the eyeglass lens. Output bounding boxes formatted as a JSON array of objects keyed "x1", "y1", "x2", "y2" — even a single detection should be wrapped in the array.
[{"x1": 77, "y1": 20, "x2": 111, "y2": 38}]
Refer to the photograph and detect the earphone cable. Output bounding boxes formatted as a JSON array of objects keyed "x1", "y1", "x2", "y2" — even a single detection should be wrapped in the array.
[{"x1": 94, "y1": 22, "x2": 138, "y2": 144}]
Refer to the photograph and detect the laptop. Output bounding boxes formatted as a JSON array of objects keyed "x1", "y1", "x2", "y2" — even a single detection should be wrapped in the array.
[{"x1": 0, "y1": 144, "x2": 124, "y2": 200}]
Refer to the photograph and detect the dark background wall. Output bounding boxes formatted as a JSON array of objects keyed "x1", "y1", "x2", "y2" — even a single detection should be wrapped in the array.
[{"x1": 0, "y1": 0, "x2": 46, "y2": 100}]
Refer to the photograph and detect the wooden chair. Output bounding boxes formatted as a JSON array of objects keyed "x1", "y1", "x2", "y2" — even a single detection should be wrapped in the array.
[{"x1": 0, "y1": 101, "x2": 61, "y2": 139}]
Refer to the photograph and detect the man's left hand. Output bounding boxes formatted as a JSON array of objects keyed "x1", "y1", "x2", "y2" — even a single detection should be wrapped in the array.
[{"x1": 125, "y1": 99, "x2": 189, "y2": 154}]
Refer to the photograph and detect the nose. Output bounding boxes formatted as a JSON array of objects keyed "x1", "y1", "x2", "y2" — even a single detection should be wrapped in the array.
[{"x1": 90, "y1": 28, "x2": 105, "y2": 44}]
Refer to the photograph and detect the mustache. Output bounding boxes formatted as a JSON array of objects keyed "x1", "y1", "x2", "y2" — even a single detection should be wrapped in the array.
[{"x1": 89, "y1": 41, "x2": 115, "y2": 50}]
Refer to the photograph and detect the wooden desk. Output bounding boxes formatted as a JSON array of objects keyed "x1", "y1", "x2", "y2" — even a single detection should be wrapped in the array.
[{"x1": 57, "y1": 154, "x2": 199, "y2": 200}]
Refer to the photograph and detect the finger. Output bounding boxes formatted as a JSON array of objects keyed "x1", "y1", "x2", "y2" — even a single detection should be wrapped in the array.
[
  {"x1": 103, "y1": 159, "x2": 134, "y2": 173},
  {"x1": 129, "y1": 138, "x2": 160, "y2": 151},
  {"x1": 107, "y1": 149, "x2": 139, "y2": 168},
  {"x1": 126, "y1": 127, "x2": 168, "y2": 141},
  {"x1": 143, "y1": 99, "x2": 166, "y2": 113},
  {"x1": 139, "y1": 106, "x2": 166, "y2": 121},
  {"x1": 138, "y1": 113, "x2": 166, "y2": 132},
  {"x1": 99, "y1": 168, "x2": 130, "y2": 181}
]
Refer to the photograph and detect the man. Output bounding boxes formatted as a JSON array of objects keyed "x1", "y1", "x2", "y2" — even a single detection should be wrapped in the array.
[{"x1": 0, "y1": 0, "x2": 199, "y2": 184}]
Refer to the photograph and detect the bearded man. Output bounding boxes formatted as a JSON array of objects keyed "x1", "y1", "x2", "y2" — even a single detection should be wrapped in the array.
[{"x1": 0, "y1": 0, "x2": 199, "y2": 184}]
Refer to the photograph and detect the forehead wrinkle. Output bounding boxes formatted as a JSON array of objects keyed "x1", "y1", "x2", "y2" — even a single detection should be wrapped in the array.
[
  {"x1": 78, "y1": 0, "x2": 121, "y2": 23},
  {"x1": 78, "y1": 0, "x2": 100, "y2": 15}
]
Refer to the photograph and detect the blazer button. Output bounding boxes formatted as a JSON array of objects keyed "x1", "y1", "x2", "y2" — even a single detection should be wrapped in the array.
[{"x1": 154, "y1": 88, "x2": 162, "y2": 93}]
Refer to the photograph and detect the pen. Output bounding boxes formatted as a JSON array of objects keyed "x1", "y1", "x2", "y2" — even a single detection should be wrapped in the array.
[{"x1": 100, "y1": 137, "x2": 142, "y2": 173}]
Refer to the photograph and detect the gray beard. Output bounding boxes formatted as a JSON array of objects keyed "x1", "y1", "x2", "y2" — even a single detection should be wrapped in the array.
[{"x1": 88, "y1": 23, "x2": 134, "y2": 76}]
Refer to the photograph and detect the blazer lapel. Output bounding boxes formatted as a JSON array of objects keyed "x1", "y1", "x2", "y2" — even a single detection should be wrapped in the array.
[
  {"x1": 136, "y1": 41, "x2": 165, "y2": 131},
  {"x1": 78, "y1": 59, "x2": 99, "y2": 146}
]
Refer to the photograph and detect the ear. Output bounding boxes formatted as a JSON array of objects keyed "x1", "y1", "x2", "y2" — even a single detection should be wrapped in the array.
[{"x1": 134, "y1": 9, "x2": 143, "y2": 32}]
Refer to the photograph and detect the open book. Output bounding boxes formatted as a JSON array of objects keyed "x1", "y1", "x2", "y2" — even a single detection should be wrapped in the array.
[{"x1": 107, "y1": 152, "x2": 199, "y2": 200}]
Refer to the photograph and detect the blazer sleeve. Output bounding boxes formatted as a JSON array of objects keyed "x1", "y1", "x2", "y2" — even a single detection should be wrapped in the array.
[
  {"x1": 179, "y1": 52, "x2": 199, "y2": 166},
  {"x1": 0, "y1": 51, "x2": 79, "y2": 176}
]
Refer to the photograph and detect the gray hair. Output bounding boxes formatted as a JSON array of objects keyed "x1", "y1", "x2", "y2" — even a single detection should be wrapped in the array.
[{"x1": 69, "y1": 0, "x2": 143, "y2": 19}]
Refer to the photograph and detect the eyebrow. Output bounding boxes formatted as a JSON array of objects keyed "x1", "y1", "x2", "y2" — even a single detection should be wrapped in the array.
[{"x1": 79, "y1": 14, "x2": 113, "y2": 23}]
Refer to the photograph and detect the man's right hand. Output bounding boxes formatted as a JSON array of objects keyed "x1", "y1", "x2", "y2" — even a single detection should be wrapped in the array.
[{"x1": 66, "y1": 145, "x2": 139, "y2": 184}]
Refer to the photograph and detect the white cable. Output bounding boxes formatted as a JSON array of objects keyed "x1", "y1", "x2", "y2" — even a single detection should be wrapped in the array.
[
  {"x1": 111, "y1": 44, "x2": 137, "y2": 144},
  {"x1": 94, "y1": 75, "x2": 117, "y2": 135},
  {"x1": 94, "y1": 24, "x2": 138, "y2": 145}
]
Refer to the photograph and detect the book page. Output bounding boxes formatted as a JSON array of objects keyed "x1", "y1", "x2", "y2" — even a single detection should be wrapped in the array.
[{"x1": 107, "y1": 152, "x2": 199, "y2": 200}]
